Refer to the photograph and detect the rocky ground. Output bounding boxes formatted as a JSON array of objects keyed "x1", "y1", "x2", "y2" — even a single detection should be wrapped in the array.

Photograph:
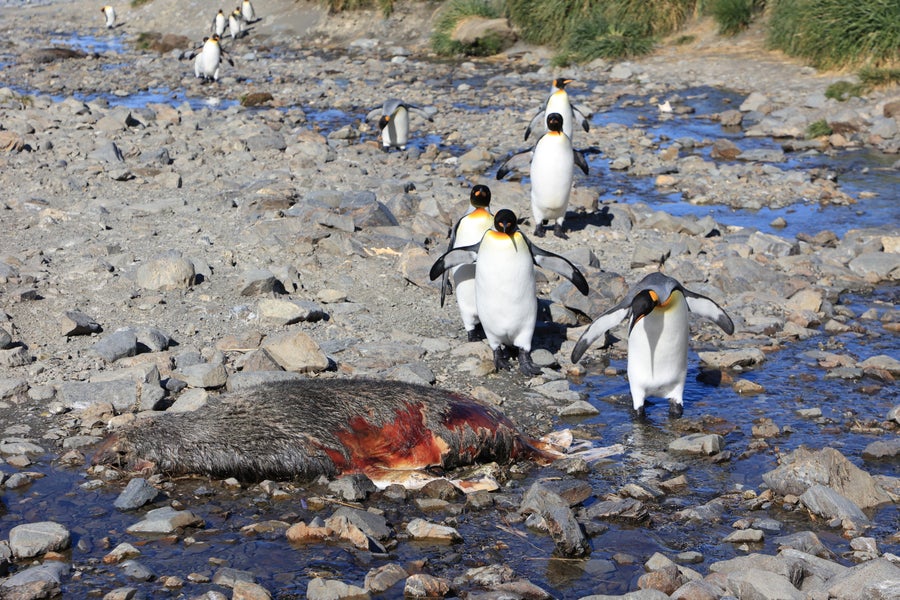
[{"x1": 0, "y1": 0, "x2": 898, "y2": 599}]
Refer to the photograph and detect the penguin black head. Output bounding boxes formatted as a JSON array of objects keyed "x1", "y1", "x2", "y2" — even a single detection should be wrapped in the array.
[
  {"x1": 629, "y1": 289, "x2": 660, "y2": 332},
  {"x1": 546, "y1": 113, "x2": 564, "y2": 133},
  {"x1": 470, "y1": 185, "x2": 491, "y2": 209},
  {"x1": 378, "y1": 115, "x2": 390, "y2": 130},
  {"x1": 493, "y1": 209, "x2": 518, "y2": 236},
  {"x1": 553, "y1": 78, "x2": 573, "y2": 89}
]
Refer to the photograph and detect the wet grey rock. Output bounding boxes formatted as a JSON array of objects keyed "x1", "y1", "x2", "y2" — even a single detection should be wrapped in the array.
[
  {"x1": 331, "y1": 507, "x2": 391, "y2": 541},
  {"x1": 762, "y1": 446, "x2": 891, "y2": 509},
  {"x1": 404, "y1": 573, "x2": 450, "y2": 598},
  {"x1": 119, "y1": 560, "x2": 155, "y2": 582},
  {"x1": 826, "y1": 558, "x2": 900, "y2": 600},
  {"x1": 0, "y1": 562, "x2": 68, "y2": 598},
  {"x1": 114, "y1": 478, "x2": 160, "y2": 511},
  {"x1": 848, "y1": 252, "x2": 900, "y2": 280},
  {"x1": 668, "y1": 433, "x2": 724, "y2": 455},
  {"x1": 0, "y1": 439, "x2": 45, "y2": 456},
  {"x1": 862, "y1": 438, "x2": 900, "y2": 459},
  {"x1": 698, "y1": 348, "x2": 766, "y2": 369},
  {"x1": 60, "y1": 309, "x2": 101, "y2": 336},
  {"x1": 406, "y1": 518, "x2": 462, "y2": 542},
  {"x1": 722, "y1": 528, "x2": 764, "y2": 543},
  {"x1": 674, "y1": 498, "x2": 725, "y2": 523},
  {"x1": 307, "y1": 577, "x2": 369, "y2": 600},
  {"x1": 773, "y1": 531, "x2": 835, "y2": 559},
  {"x1": 726, "y1": 568, "x2": 803, "y2": 600},
  {"x1": 799, "y1": 484, "x2": 870, "y2": 523},
  {"x1": 328, "y1": 473, "x2": 376, "y2": 502},
  {"x1": 583, "y1": 497, "x2": 648, "y2": 522},
  {"x1": 89, "y1": 328, "x2": 139, "y2": 362},
  {"x1": 520, "y1": 481, "x2": 590, "y2": 557},
  {"x1": 125, "y1": 506, "x2": 204, "y2": 534},
  {"x1": 212, "y1": 566, "x2": 256, "y2": 588},
  {"x1": 8, "y1": 521, "x2": 70, "y2": 558},
  {"x1": 364, "y1": 563, "x2": 407, "y2": 594}
]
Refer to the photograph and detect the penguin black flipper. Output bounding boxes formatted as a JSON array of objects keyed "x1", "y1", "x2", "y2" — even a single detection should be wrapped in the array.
[
  {"x1": 524, "y1": 108, "x2": 546, "y2": 141},
  {"x1": 525, "y1": 239, "x2": 589, "y2": 296},
  {"x1": 429, "y1": 244, "x2": 480, "y2": 282},
  {"x1": 573, "y1": 104, "x2": 591, "y2": 133},
  {"x1": 496, "y1": 149, "x2": 534, "y2": 180},
  {"x1": 406, "y1": 103, "x2": 436, "y2": 122},
  {"x1": 438, "y1": 215, "x2": 467, "y2": 307},
  {"x1": 574, "y1": 150, "x2": 589, "y2": 176},
  {"x1": 683, "y1": 289, "x2": 735, "y2": 334},
  {"x1": 570, "y1": 301, "x2": 631, "y2": 364}
]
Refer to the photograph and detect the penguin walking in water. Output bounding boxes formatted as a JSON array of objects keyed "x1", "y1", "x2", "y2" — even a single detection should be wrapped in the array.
[
  {"x1": 228, "y1": 7, "x2": 245, "y2": 40},
  {"x1": 525, "y1": 78, "x2": 591, "y2": 142},
  {"x1": 497, "y1": 112, "x2": 589, "y2": 239},
  {"x1": 100, "y1": 5, "x2": 116, "y2": 29},
  {"x1": 571, "y1": 272, "x2": 734, "y2": 418},
  {"x1": 241, "y1": 0, "x2": 257, "y2": 23},
  {"x1": 211, "y1": 9, "x2": 227, "y2": 37},
  {"x1": 366, "y1": 99, "x2": 435, "y2": 152},
  {"x1": 430, "y1": 209, "x2": 589, "y2": 376},
  {"x1": 440, "y1": 184, "x2": 494, "y2": 342},
  {"x1": 191, "y1": 35, "x2": 233, "y2": 82}
]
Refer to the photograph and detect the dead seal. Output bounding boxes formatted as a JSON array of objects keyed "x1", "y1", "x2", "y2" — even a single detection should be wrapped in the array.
[{"x1": 92, "y1": 378, "x2": 559, "y2": 483}]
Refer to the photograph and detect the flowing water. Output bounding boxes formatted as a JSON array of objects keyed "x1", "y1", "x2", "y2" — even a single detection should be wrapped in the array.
[{"x1": 1, "y1": 34, "x2": 898, "y2": 599}]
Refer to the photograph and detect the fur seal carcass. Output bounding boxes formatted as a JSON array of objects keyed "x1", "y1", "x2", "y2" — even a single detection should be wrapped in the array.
[{"x1": 92, "y1": 378, "x2": 559, "y2": 483}]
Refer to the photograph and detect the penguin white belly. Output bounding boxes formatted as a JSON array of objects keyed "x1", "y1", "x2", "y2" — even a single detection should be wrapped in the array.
[
  {"x1": 384, "y1": 107, "x2": 409, "y2": 149},
  {"x1": 197, "y1": 44, "x2": 220, "y2": 80},
  {"x1": 229, "y1": 16, "x2": 242, "y2": 38},
  {"x1": 242, "y1": 1, "x2": 255, "y2": 21},
  {"x1": 626, "y1": 295, "x2": 689, "y2": 409},
  {"x1": 475, "y1": 239, "x2": 536, "y2": 350},
  {"x1": 546, "y1": 94, "x2": 574, "y2": 139},
  {"x1": 215, "y1": 15, "x2": 226, "y2": 36},
  {"x1": 104, "y1": 7, "x2": 116, "y2": 28},
  {"x1": 451, "y1": 211, "x2": 493, "y2": 331},
  {"x1": 530, "y1": 137, "x2": 574, "y2": 225}
]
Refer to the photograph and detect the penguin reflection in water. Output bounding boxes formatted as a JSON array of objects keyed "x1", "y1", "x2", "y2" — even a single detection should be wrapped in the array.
[
  {"x1": 367, "y1": 99, "x2": 435, "y2": 152},
  {"x1": 497, "y1": 112, "x2": 589, "y2": 239},
  {"x1": 431, "y1": 209, "x2": 589, "y2": 376},
  {"x1": 439, "y1": 184, "x2": 494, "y2": 342},
  {"x1": 190, "y1": 34, "x2": 233, "y2": 83},
  {"x1": 571, "y1": 272, "x2": 734, "y2": 418}
]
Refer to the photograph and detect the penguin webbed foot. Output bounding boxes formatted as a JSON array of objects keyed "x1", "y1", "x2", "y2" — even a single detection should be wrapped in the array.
[
  {"x1": 492, "y1": 347, "x2": 512, "y2": 372},
  {"x1": 552, "y1": 224, "x2": 568, "y2": 239},
  {"x1": 633, "y1": 404, "x2": 647, "y2": 421},
  {"x1": 533, "y1": 223, "x2": 546, "y2": 238},
  {"x1": 467, "y1": 325, "x2": 486, "y2": 343},
  {"x1": 518, "y1": 350, "x2": 543, "y2": 376},
  {"x1": 668, "y1": 400, "x2": 683, "y2": 419}
]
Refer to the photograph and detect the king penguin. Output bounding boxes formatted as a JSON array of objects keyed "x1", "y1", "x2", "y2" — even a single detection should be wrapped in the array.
[
  {"x1": 440, "y1": 184, "x2": 494, "y2": 342},
  {"x1": 101, "y1": 5, "x2": 116, "y2": 29},
  {"x1": 430, "y1": 209, "x2": 589, "y2": 376},
  {"x1": 366, "y1": 99, "x2": 435, "y2": 152},
  {"x1": 571, "y1": 272, "x2": 734, "y2": 418},
  {"x1": 525, "y1": 78, "x2": 591, "y2": 142},
  {"x1": 241, "y1": 0, "x2": 256, "y2": 22},
  {"x1": 211, "y1": 9, "x2": 227, "y2": 37},
  {"x1": 228, "y1": 7, "x2": 245, "y2": 40},
  {"x1": 192, "y1": 35, "x2": 233, "y2": 82},
  {"x1": 497, "y1": 112, "x2": 589, "y2": 239}
]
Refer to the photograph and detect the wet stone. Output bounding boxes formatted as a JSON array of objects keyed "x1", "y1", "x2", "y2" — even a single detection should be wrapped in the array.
[
  {"x1": 114, "y1": 478, "x2": 160, "y2": 511},
  {"x1": 125, "y1": 506, "x2": 204, "y2": 534},
  {"x1": 331, "y1": 506, "x2": 391, "y2": 540},
  {"x1": 404, "y1": 573, "x2": 450, "y2": 598},
  {"x1": 862, "y1": 438, "x2": 900, "y2": 459},
  {"x1": 306, "y1": 577, "x2": 369, "y2": 600},
  {"x1": 119, "y1": 560, "x2": 155, "y2": 582},
  {"x1": 212, "y1": 567, "x2": 257, "y2": 589},
  {"x1": 9, "y1": 521, "x2": 71, "y2": 559},
  {"x1": 799, "y1": 484, "x2": 869, "y2": 523},
  {"x1": 406, "y1": 518, "x2": 462, "y2": 542},
  {"x1": 327, "y1": 473, "x2": 376, "y2": 502},
  {"x1": 520, "y1": 481, "x2": 590, "y2": 557},
  {"x1": 364, "y1": 563, "x2": 407, "y2": 594},
  {"x1": 668, "y1": 433, "x2": 724, "y2": 455}
]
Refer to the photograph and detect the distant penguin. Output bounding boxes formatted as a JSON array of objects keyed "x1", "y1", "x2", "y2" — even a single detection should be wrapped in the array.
[
  {"x1": 211, "y1": 9, "x2": 227, "y2": 37},
  {"x1": 571, "y1": 272, "x2": 734, "y2": 418},
  {"x1": 497, "y1": 112, "x2": 589, "y2": 239},
  {"x1": 101, "y1": 5, "x2": 116, "y2": 29},
  {"x1": 228, "y1": 7, "x2": 245, "y2": 40},
  {"x1": 430, "y1": 209, "x2": 589, "y2": 376},
  {"x1": 241, "y1": 0, "x2": 255, "y2": 22},
  {"x1": 366, "y1": 99, "x2": 434, "y2": 152},
  {"x1": 192, "y1": 35, "x2": 233, "y2": 82},
  {"x1": 525, "y1": 78, "x2": 591, "y2": 142},
  {"x1": 440, "y1": 184, "x2": 494, "y2": 342}
]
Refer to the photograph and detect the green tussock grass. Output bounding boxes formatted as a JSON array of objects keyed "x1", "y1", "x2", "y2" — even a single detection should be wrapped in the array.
[
  {"x1": 806, "y1": 119, "x2": 832, "y2": 138},
  {"x1": 554, "y1": 10, "x2": 656, "y2": 65},
  {"x1": 320, "y1": 0, "x2": 395, "y2": 17},
  {"x1": 858, "y1": 66, "x2": 900, "y2": 88},
  {"x1": 130, "y1": 0, "x2": 152, "y2": 7},
  {"x1": 431, "y1": 0, "x2": 505, "y2": 56},
  {"x1": 708, "y1": 0, "x2": 761, "y2": 36},
  {"x1": 767, "y1": 0, "x2": 900, "y2": 70},
  {"x1": 825, "y1": 80, "x2": 866, "y2": 101}
]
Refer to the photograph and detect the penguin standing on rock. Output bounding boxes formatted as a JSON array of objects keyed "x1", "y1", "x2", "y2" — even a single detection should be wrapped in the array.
[
  {"x1": 241, "y1": 0, "x2": 257, "y2": 23},
  {"x1": 440, "y1": 184, "x2": 494, "y2": 342},
  {"x1": 430, "y1": 209, "x2": 589, "y2": 376},
  {"x1": 497, "y1": 112, "x2": 589, "y2": 239},
  {"x1": 571, "y1": 272, "x2": 734, "y2": 419},
  {"x1": 100, "y1": 5, "x2": 116, "y2": 29},
  {"x1": 367, "y1": 99, "x2": 435, "y2": 152},
  {"x1": 211, "y1": 9, "x2": 227, "y2": 37},
  {"x1": 228, "y1": 7, "x2": 245, "y2": 40},
  {"x1": 525, "y1": 78, "x2": 591, "y2": 142},
  {"x1": 191, "y1": 35, "x2": 233, "y2": 82}
]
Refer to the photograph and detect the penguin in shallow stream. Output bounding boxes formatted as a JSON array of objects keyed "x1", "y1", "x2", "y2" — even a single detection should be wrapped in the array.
[
  {"x1": 440, "y1": 184, "x2": 494, "y2": 342},
  {"x1": 497, "y1": 112, "x2": 589, "y2": 239},
  {"x1": 367, "y1": 99, "x2": 435, "y2": 151},
  {"x1": 430, "y1": 209, "x2": 589, "y2": 376},
  {"x1": 524, "y1": 78, "x2": 591, "y2": 142},
  {"x1": 571, "y1": 272, "x2": 734, "y2": 418}
]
